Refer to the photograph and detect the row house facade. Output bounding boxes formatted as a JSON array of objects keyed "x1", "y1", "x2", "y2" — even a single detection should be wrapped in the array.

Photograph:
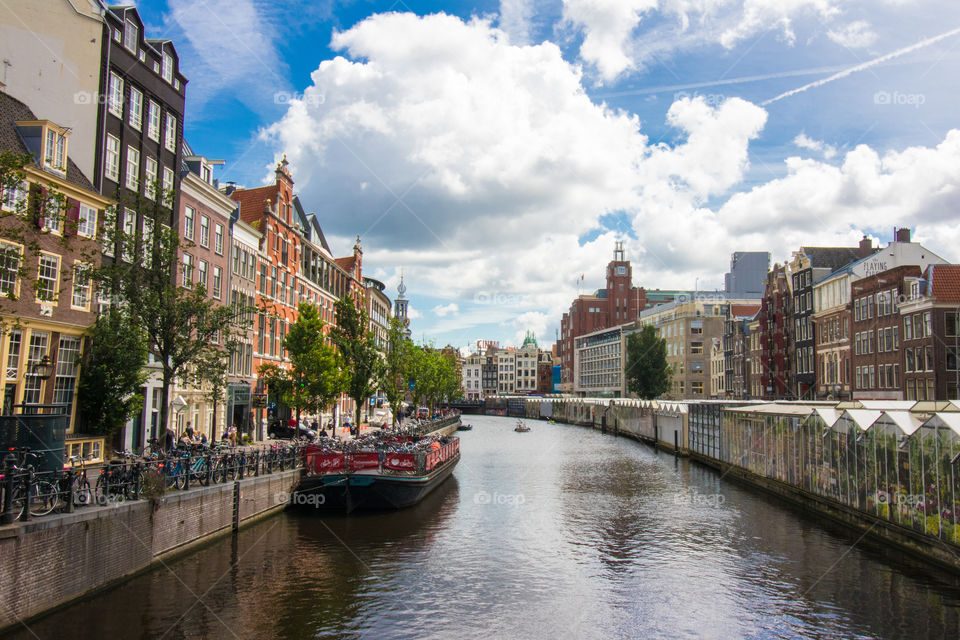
[
  {"x1": 462, "y1": 352, "x2": 483, "y2": 400},
  {"x1": 758, "y1": 263, "x2": 794, "y2": 399},
  {"x1": 722, "y1": 304, "x2": 761, "y2": 399},
  {"x1": 229, "y1": 158, "x2": 366, "y2": 427},
  {"x1": 813, "y1": 230, "x2": 948, "y2": 401},
  {"x1": 0, "y1": 91, "x2": 114, "y2": 461},
  {"x1": 789, "y1": 243, "x2": 873, "y2": 399}
]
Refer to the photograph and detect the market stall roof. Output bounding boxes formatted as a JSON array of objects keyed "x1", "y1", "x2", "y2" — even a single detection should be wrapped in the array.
[
  {"x1": 871, "y1": 410, "x2": 923, "y2": 437},
  {"x1": 920, "y1": 412, "x2": 960, "y2": 439},
  {"x1": 834, "y1": 409, "x2": 882, "y2": 434}
]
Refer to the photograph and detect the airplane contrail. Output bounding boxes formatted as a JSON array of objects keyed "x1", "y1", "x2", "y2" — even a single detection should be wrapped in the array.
[{"x1": 762, "y1": 26, "x2": 960, "y2": 106}]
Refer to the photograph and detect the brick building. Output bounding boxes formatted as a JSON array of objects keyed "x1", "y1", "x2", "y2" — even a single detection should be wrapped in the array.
[
  {"x1": 850, "y1": 265, "x2": 920, "y2": 400},
  {"x1": 899, "y1": 264, "x2": 960, "y2": 400},
  {"x1": 558, "y1": 242, "x2": 653, "y2": 391},
  {"x1": 758, "y1": 263, "x2": 794, "y2": 399},
  {"x1": 0, "y1": 91, "x2": 114, "y2": 460}
]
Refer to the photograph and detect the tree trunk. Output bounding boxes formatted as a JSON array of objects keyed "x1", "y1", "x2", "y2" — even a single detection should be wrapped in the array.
[{"x1": 159, "y1": 367, "x2": 172, "y2": 443}]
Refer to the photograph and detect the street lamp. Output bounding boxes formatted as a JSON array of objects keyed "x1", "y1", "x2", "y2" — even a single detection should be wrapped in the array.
[{"x1": 31, "y1": 355, "x2": 54, "y2": 379}]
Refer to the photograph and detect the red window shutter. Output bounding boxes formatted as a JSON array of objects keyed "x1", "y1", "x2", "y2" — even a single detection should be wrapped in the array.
[{"x1": 65, "y1": 199, "x2": 80, "y2": 237}]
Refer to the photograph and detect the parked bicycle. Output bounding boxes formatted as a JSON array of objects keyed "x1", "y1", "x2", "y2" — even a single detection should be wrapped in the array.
[{"x1": 1, "y1": 449, "x2": 59, "y2": 519}]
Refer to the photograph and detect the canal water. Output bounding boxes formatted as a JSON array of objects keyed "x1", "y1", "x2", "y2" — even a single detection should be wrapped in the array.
[{"x1": 9, "y1": 416, "x2": 960, "y2": 639}]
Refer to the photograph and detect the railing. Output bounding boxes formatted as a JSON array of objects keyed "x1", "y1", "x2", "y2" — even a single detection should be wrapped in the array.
[
  {"x1": 404, "y1": 414, "x2": 461, "y2": 438},
  {"x1": 0, "y1": 442, "x2": 304, "y2": 524},
  {"x1": 304, "y1": 438, "x2": 460, "y2": 477}
]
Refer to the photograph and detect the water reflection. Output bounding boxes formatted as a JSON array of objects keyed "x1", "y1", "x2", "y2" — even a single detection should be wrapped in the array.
[{"x1": 7, "y1": 416, "x2": 960, "y2": 640}]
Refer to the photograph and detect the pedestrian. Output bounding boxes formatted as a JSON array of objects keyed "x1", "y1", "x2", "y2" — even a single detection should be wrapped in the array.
[
  {"x1": 164, "y1": 428, "x2": 175, "y2": 453},
  {"x1": 228, "y1": 424, "x2": 237, "y2": 447}
]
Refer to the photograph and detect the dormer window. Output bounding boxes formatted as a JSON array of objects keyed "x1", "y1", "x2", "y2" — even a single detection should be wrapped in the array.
[
  {"x1": 43, "y1": 126, "x2": 67, "y2": 173},
  {"x1": 124, "y1": 19, "x2": 138, "y2": 52},
  {"x1": 162, "y1": 52, "x2": 173, "y2": 84}
]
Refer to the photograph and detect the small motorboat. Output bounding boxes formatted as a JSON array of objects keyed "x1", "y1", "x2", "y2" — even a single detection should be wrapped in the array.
[
  {"x1": 514, "y1": 421, "x2": 531, "y2": 433},
  {"x1": 457, "y1": 423, "x2": 474, "y2": 431}
]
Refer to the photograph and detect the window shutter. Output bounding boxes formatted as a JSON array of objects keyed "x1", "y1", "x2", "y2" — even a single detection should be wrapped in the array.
[{"x1": 65, "y1": 199, "x2": 80, "y2": 237}]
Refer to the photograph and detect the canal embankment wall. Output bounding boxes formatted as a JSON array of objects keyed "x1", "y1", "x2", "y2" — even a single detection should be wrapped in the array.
[
  {"x1": 508, "y1": 397, "x2": 960, "y2": 573},
  {"x1": 0, "y1": 468, "x2": 301, "y2": 632}
]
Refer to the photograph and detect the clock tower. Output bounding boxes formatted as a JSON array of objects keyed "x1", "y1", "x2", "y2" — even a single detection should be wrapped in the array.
[{"x1": 394, "y1": 275, "x2": 412, "y2": 339}]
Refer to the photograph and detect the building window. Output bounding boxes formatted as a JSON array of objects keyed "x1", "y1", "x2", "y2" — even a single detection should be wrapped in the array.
[
  {"x1": 128, "y1": 87, "x2": 143, "y2": 130},
  {"x1": 183, "y1": 206, "x2": 194, "y2": 241},
  {"x1": 105, "y1": 134, "x2": 120, "y2": 181},
  {"x1": 124, "y1": 19, "x2": 138, "y2": 51},
  {"x1": 164, "y1": 113, "x2": 177, "y2": 153},
  {"x1": 0, "y1": 241, "x2": 22, "y2": 298},
  {"x1": 181, "y1": 253, "x2": 193, "y2": 287},
  {"x1": 125, "y1": 146, "x2": 140, "y2": 191},
  {"x1": 214, "y1": 223, "x2": 224, "y2": 255},
  {"x1": 22, "y1": 331, "x2": 50, "y2": 405},
  {"x1": 120, "y1": 211, "x2": 135, "y2": 262},
  {"x1": 76, "y1": 205, "x2": 97, "y2": 238},
  {"x1": 108, "y1": 72, "x2": 124, "y2": 118},
  {"x1": 0, "y1": 179, "x2": 27, "y2": 212},
  {"x1": 199, "y1": 215, "x2": 209, "y2": 247},
  {"x1": 162, "y1": 166, "x2": 174, "y2": 204},
  {"x1": 6, "y1": 330, "x2": 22, "y2": 380},
  {"x1": 212, "y1": 266, "x2": 222, "y2": 299},
  {"x1": 144, "y1": 157, "x2": 157, "y2": 200},
  {"x1": 147, "y1": 101, "x2": 161, "y2": 141},
  {"x1": 162, "y1": 52, "x2": 173, "y2": 83},
  {"x1": 71, "y1": 262, "x2": 91, "y2": 309},
  {"x1": 36, "y1": 253, "x2": 60, "y2": 303},
  {"x1": 53, "y1": 335, "x2": 82, "y2": 417},
  {"x1": 43, "y1": 128, "x2": 66, "y2": 172},
  {"x1": 197, "y1": 259, "x2": 207, "y2": 290}
]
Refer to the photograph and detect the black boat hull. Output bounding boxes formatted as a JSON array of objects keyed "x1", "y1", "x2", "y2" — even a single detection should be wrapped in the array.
[{"x1": 292, "y1": 453, "x2": 460, "y2": 513}]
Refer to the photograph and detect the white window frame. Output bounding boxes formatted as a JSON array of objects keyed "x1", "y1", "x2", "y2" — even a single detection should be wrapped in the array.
[
  {"x1": 105, "y1": 134, "x2": 120, "y2": 181},
  {"x1": 128, "y1": 86, "x2": 143, "y2": 130},
  {"x1": 147, "y1": 101, "x2": 161, "y2": 141},
  {"x1": 0, "y1": 179, "x2": 27, "y2": 213},
  {"x1": 77, "y1": 205, "x2": 97, "y2": 238},
  {"x1": 164, "y1": 113, "x2": 177, "y2": 153},
  {"x1": 36, "y1": 252, "x2": 60, "y2": 304},
  {"x1": 183, "y1": 206, "x2": 195, "y2": 241},
  {"x1": 0, "y1": 240, "x2": 23, "y2": 299},
  {"x1": 44, "y1": 128, "x2": 66, "y2": 172},
  {"x1": 71, "y1": 262, "x2": 92, "y2": 310},
  {"x1": 144, "y1": 157, "x2": 157, "y2": 200},
  {"x1": 212, "y1": 266, "x2": 222, "y2": 299},
  {"x1": 125, "y1": 145, "x2": 140, "y2": 191},
  {"x1": 121, "y1": 211, "x2": 136, "y2": 263},
  {"x1": 197, "y1": 259, "x2": 207, "y2": 290},
  {"x1": 181, "y1": 253, "x2": 193, "y2": 287},
  {"x1": 162, "y1": 52, "x2": 173, "y2": 84},
  {"x1": 108, "y1": 71, "x2": 124, "y2": 118},
  {"x1": 124, "y1": 19, "x2": 138, "y2": 52},
  {"x1": 199, "y1": 215, "x2": 209, "y2": 248},
  {"x1": 162, "y1": 166, "x2": 174, "y2": 205},
  {"x1": 214, "y1": 223, "x2": 223, "y2": 255}
]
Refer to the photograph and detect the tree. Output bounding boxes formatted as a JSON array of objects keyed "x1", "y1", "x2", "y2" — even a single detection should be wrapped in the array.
[
  {"x1": 624, "y1": 324, "x2": 672, "y2": 399},
  {"x1": 331, "y1": 296, "x2": 384, "y2": 427},
  {"x1": 76, "y1": 306, "x2": 149, "y2": 438},
  {"x1": 258, "y1": 302, "x2": 343, "y2": 430},
  {"x1": 192, "y1": 346, "x2": 230, "y2": 438},
  {"x1": 380, "y1": 317, "x2": 413, "y2": 426},
  {"x1": 96, "y1": 186, "x2": 248, "y2": 442}
]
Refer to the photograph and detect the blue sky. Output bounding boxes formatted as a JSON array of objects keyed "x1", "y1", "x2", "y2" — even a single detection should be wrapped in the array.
[{"x1": 135, "y1": 0, "x2": 960, "y2": 351}]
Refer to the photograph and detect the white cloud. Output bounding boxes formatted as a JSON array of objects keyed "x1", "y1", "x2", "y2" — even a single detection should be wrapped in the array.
[
  {"x1": 561, "y1": 0, "x2": 845, "y2": 83},
  {"x1": 827, "y1": 20, "x2": 878, "y2": 49},
  {"x1": 499, "y1": 0, "x2": 535, "y2": 45},
  {"x1": 433, "y1": 303, "x2": 460, "y2": 317},
  {"x1": 261, "y1": 11, "x2": 960, "y2": 349},
  {"x1": 794, "y1": 133, "x2": 837, "y2": 159}
]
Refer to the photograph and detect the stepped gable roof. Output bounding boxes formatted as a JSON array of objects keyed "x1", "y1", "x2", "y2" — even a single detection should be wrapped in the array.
[
  {"x1": 0, "y1": 92, "x2": 95, "y2": 192},
  {"x1": 230, "y1": 184, "x2": 279, "y2": 225},
  {"x1": 927, "y1": 264, "x2": 960, "y2": 303}
]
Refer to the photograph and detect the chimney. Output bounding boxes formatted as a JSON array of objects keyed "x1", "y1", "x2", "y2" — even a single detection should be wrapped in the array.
[
  {"x1": 858, "y1": 236, "x2": 873, "y2": 258},
  {"x1": 894, "y1": 227, "x2": 911, "y2": 243}
]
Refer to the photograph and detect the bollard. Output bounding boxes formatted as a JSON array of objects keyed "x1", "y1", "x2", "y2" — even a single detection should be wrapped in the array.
[
  {"x1": 183, "y1": 454, "x2": 190, "y2": 490},
  {"x1": 20, "y1": 468, "x2": 33, "y2": 522},
  {"x1": 205, "y1": 453, "x2": 212, "y2": 485},
  {"x1": 254, "y1": 449, "x2": 259, "y2": 477},
  {"x1": 232, "y1": 480, "x2": 240, "y2": 531},
  {"x1": 64, "y1": 471, "x2": 75, "y2": 514},
  {"x1": 1, "y1": 453, "x2": 17, "y2": 525}
]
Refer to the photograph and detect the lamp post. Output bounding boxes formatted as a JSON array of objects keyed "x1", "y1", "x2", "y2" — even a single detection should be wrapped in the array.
[{"x1": 26, "y1": 355, "x2": 54, "y2": 413}]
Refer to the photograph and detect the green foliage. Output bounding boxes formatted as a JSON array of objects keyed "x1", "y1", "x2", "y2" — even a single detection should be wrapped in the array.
[
  {"x1": 406, "y1": 346, "x2": 461, "y2": 411},
  {"x1": 331, "y1": 297, "x2": 384, "y2": 426},
  {"x1": 94, "y1": 189, "x2": 250, "y2": 440},
  {"x1": 259, "y1": 302, "x2": 343, "y2": 423},
  {"x1": 380, "y1": 317, "x2": 413, "y2": 426},
  {"x1": 624, "y1": 325, "x2": 671, "y2": 400},
  {"x1": 76, "y1": 307, "x2": 149, "y2": 436}
]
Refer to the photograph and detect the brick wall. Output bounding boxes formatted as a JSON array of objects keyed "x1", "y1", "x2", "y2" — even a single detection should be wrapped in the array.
[{"x1": 0, "y1": 469, "x2": 300, "y2": 630}]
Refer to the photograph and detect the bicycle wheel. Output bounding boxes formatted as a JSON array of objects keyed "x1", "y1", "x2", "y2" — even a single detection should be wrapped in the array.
[
  {"x1": 226, "y1": 457, "x2": 238, "y2": 481},
  {"x1": 174, "y1": 466, "x2": 187, "y2": 490},
  {"x1": 75, "y1": 477, "x2": 93, "y2": 506},
  {"x1": 28, "y1": 480, "x2": 58, "y2": 516},
  {"x1": 95, "y1": 473, "x2": 110, "y2": 505},
  {"x1": 195, "y1": 460, "x2": 210, "y2": 486},
  {"x1": 211, "y1": 459, "x2": 225, "y2": 484}
]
